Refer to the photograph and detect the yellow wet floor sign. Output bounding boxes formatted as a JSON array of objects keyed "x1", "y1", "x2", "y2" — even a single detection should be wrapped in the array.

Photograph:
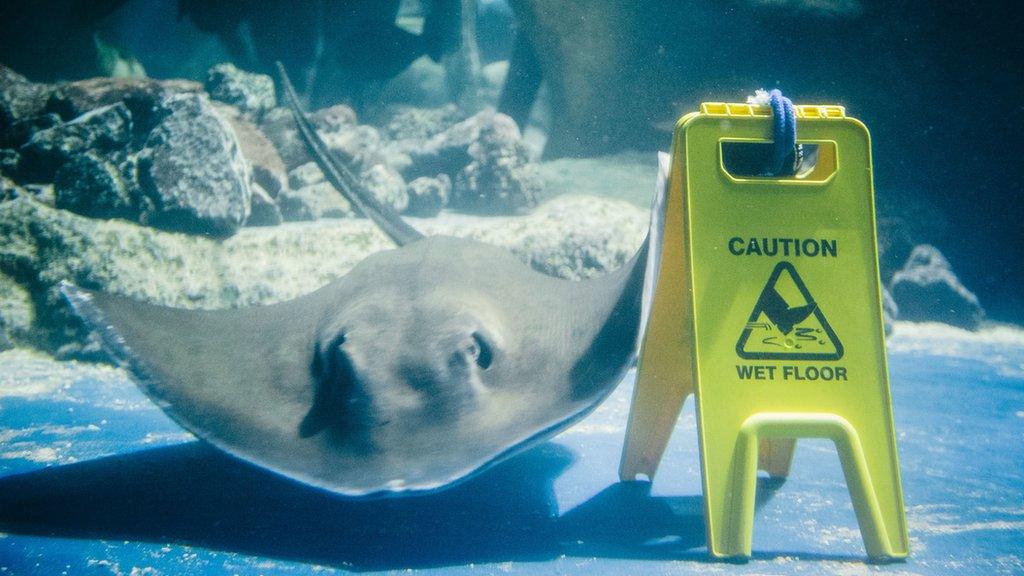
[{"x1": 620, "y1": 102, "x2": 908, "y2": 560}]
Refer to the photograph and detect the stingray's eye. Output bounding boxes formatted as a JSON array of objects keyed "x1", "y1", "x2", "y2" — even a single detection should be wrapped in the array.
[{"x1": 470, "y1": 331, "x2": 493, "y2": 370}]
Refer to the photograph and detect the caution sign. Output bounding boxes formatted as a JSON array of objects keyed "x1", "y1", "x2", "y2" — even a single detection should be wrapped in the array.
[
  {"x1": 619, "y1": 102, "x2": 908, "y2": 561},
  {"x1": 736, "y1": 261, "x2": 843, "y2": 361}
]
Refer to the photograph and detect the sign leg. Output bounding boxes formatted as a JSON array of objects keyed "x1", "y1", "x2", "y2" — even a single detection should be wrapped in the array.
[
  {"x1": 619, "y1": 354, "x2": 693, "y2": 480},
  {"x1": 758, "y1": 438, "x2": 796, "y2": 479}
]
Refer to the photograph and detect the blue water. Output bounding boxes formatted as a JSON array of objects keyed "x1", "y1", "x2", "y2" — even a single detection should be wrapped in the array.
[{"x1": 0, "y1": 323, "x2": 1021, "y2": 575}]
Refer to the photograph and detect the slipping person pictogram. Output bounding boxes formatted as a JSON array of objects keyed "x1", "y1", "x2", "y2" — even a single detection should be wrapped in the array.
[{"x1": 736, "y1": 261, "x2": 843, "y2": 361}]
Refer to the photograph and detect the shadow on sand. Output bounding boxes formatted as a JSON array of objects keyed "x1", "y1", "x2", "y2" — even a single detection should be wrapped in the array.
[{"x1": 0, "y1": 440, "x2": 815, "y2": 570}]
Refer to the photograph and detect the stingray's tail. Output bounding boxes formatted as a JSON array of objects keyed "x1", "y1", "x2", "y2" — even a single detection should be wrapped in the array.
[{"x1": 276, "y1": 62, "x2": 424, "y2": 247}]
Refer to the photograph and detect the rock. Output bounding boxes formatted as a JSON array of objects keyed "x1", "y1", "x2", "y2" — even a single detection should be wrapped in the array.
[
  {"x1": 259, "y1": 107, "x2": 308, "y2": 170},
  {"x1": 23, "y1": 184, "x2": 55, "y2": 206},
  {"x1": 321, "y1": 124, "x2": 385, "y2": 169},
  {"x1": 259, "y1": 104, "x2": 362, "y2": 171},
  {"x1": 406, "y1": 110, "x2": 492, "y2": 178},
  {"x1": 136, "y1": 94, "x2": 252, "y2": 236},
  {"x1": 278, "y1": 182, "x2": 354, "y2": 221},
  {"x1": 405, "y1": 175, "x2": 451, "y2": 217},
  {"x1": 379, "y1": 104, "x2": 464, "y2": 142},
  {"x1": 45, "y1": 77, "x2": 203, "y2": 125},
  {"x1": 6, "y1": 113, "x2": 65, "y2": 157},
  {"x1": 882, "y1": 286, "x2": 898, "y2": 336},
  {"x1": 360, "y1": 164, "x2": 408, "y2": 213},
  {"x1": 4, "y1": 113, "x2": 64, "y2": 156},
  {"x1": 53, "y1": 151, "x2": 137, "y2": 219},
  {"x1": 215, "y1": 103, "x2": 287, "y2": 197},
  {"x1": 461, "y1": 195, "x2": 646, "y2": 280},
  {"x1": 376, "y1": 144, "x2": 413, "y2": 175},
  {"x1": 402, "y1": 110, "x2": 543, "y2": 217},
  {"x1": 1, "y1": 175, "x2": 22, "y2": 202},
  {"x1": 0, "y1": 195, "x2": 228, "y2": 355},
  {"x1": 19, "y1": 103, "x2": 132, "y2": 181},
  {"x1": 205, "y1": 63, "x2": 276, "y2": 121},
  {"x1": 247, "y1": 183, "x2": 283, "y2": 226},
  {"x1": 288, "y1": 162, "x2": 325, "y2": 190},
  {"x1": 0, "y1": 271, "x2": 34, "y2": 350},
  {"x1": 0, "y1": 66, "x2": 51, "y2": 148},
  {"x1": 451, "y1": 113, "x2": 541, "y2": 214},
  {"x1": 0, "y1": 192, "x2": 646, "y2": 357},
  {"x1": 312, "y1": 104, "x2": 358, "y2": 133},
  {"x1": 1, "y1": 148, "x2": 20, "y2": 176},
  {"x1": 890, "y1": 245, "x2": 984, "y2": 330},
  {"x1": 286, "y1": 161, "x2": 408, "y2": 218}
]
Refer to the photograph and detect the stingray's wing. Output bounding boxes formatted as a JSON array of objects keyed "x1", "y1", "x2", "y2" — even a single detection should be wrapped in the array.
[{"x1": 61, "y1": 283, "x2": 325, "y2": 459}]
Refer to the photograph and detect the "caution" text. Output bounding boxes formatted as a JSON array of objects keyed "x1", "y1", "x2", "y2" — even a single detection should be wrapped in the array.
[{"x1": 728, "y1": 237, "x2": 838, "y2": 258}]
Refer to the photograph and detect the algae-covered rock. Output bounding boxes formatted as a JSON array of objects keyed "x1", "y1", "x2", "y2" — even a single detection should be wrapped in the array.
[
  {"x1": 405, "y1": 175, "x2": 451, "y2": 217},
  {"x1": 0, "y1": 272, "x2": 34, "y2": 351},
  {"x1": 53, "y1": 151, "x2": 137, "y2": 219},
  {"x1": 205, "y1": 63, "x2": 276, "y2": 121},
  {"x1": 136, "y1": 93, "x2": 252, "y2": 236},
  {"x1": 379, "y1": 104, "x2": 465, "y2": 142},
  {"x1": 0, "y1": 66, "x2": 52, "y2": 149},
  {"x1": 281, "y1": 162, "x2": 355, "y2": 221},
  {"x1": 259, "y1": 104, "x2": 361, "y2": 171},
  {"x1": 405, "y1": 110, "x2": 490, "y2": 178},
  {"x1": 278, "y1": 182, "x2": 355, "y2": 221},
  {"x1": 463, "y1": 195, "x2": 644, "y2": 279},
  {"x1": 1, "y1": 174, "x2": 23, "y2": 202},
  {"x1": 285, "y1": 161, "x2": 408, "y2": 218},
  {"x1": 321, "y1": 124, "x2": 385, "y2": 170},
  {"x1": 44, "y1": 77, "x2": 203, "y2": 124},
  {"x1": 360, "y1": 164, "x2": 408, "y2": 213},
  {"x1": 13, "y1": 86, "x2": 267, "y2": 236},
  {"x1": 215, "y1": 103, "x2": 287, "y2": 198},
  {"x1": 313, "y1": 104, "x2": 359, "y2": 133},
  {"x1": 451, "y1": 113, "x2": 541, "y2": 214},
  {"x1": 890, "y1": 245, "x2": 984, "y2": 330},
  {"x1": 1, "y1": 148, "x2": 20, "y2": 178},
  {"x1": 400, "y1": 110, "x2": 542, "y2": 214},
  {"x1": 0, "y1": 193, "x2": 647, "y2": 357},
  {"x1": 247, "y1": 183, "x2": 284, "y2": 227},
  {"x1": 288, "y1": 162, "x2": 325, "y2": 190},
  {"x1": 19, "y1": 103, "x2": 132, "y2": 181},
  {"x1": 259, "y1": 107, "x2": 307, "y2": 170}
]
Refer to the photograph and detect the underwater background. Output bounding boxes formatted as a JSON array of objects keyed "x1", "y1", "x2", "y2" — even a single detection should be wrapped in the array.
[
  {"x1": 1, "y1": 0, "x2": 1022, "y2": 574},
  {"x1": 1, "y1": 0, "x2": 1021, "y2": 340}
]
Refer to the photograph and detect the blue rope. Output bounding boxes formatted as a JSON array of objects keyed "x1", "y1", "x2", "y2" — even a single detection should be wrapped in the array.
[{"x1": 767, "y1": 88, "x2": 797, "y2": 176}]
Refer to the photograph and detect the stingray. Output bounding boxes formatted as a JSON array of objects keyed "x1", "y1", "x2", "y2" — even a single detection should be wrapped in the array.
[{"x1": 61, "y1": 66, "x2": 657, "y2": 497}]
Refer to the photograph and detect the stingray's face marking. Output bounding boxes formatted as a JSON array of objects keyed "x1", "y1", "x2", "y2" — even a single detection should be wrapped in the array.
[
  {"x1": 292, "y1": 239, "x2": 605, "y2": 488},
  {"x1": 303, "y1": 282, "x2": 511, "y2": 443}
]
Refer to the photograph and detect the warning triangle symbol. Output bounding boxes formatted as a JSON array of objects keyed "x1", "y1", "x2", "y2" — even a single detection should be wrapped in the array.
[{"x1": 736, "y1": 261, "x2": 843, "y2": 361}]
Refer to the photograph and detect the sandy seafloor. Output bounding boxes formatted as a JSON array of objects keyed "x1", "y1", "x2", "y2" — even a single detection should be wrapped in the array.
[{"x1": 0, "y1": 320, "x2": 1021, "y2": 575}]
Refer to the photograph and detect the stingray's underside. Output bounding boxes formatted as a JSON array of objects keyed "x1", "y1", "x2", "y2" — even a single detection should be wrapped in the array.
[
  {"x1": 63, "y1": 234, "x2": 646, "y2": 497},
  {"x1": 60, "y1": 64, "x2": 649, "y2": 497}
]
